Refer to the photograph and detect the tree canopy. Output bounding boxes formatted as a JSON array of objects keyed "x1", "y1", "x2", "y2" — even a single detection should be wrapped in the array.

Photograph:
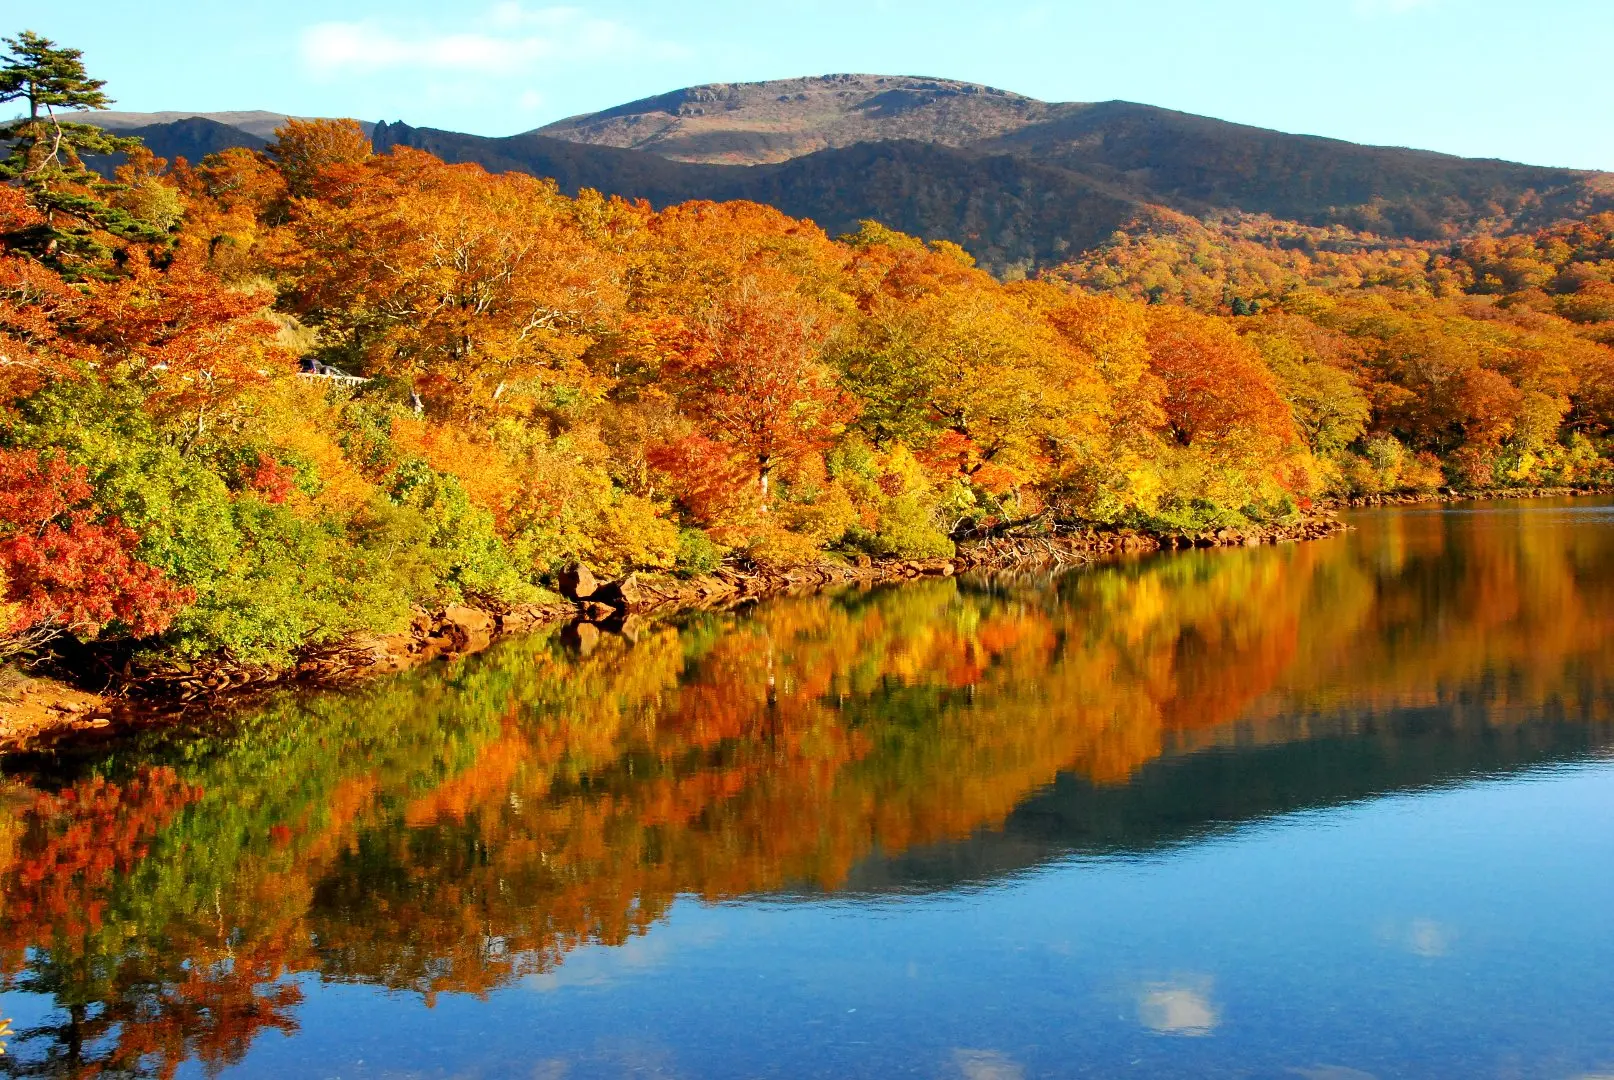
[{"x1": 0, "y1": 33, "x2": 1608, "y2": 668}]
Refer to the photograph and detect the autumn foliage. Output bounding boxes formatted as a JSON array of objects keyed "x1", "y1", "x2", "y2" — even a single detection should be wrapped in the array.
[
  {"x1": 1056, "y1": 208, "x2": 1614, "y2": 492},
  {"x1": 0, "y1": 88, "x2": 1603, "y2": 668},
  {"x1": 0, "y1": 450, "x2": 189, "y2": 652}
]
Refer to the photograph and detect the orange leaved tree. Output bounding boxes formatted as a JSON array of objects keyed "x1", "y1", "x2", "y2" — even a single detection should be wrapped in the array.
[{"x1": 668, "y1": 277, "x2": 850, "y2": 500}]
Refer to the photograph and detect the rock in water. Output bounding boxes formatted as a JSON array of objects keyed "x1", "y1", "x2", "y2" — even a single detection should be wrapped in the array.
[
  {"x1": 559, "y1": 562, "x2": 598, "y2": 600},
  {"x1": 440, "y1": 605, "x2": 495, "y2": 654},
  {"x1": 595, "y1": 572, "x2": 644, "y2": 611}
]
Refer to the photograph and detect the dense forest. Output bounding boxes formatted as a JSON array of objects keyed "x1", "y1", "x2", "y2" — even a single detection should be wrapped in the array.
[{"x1": 1, "y1": 32, "x2": 1612, "y2": 675}]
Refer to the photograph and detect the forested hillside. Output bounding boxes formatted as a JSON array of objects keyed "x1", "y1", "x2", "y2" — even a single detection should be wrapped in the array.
[
  {"x1": 373, "y1": 122, "x2": 1141, "y2": 272},
  {"x1": 5, "y1": 35, "x2": 1612, "y2": 678},
  {"x1": 95, "y1": 75, "x2": 1614, "y2": 274}
]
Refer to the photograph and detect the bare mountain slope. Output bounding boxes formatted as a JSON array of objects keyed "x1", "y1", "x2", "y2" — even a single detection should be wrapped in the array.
[{"x1": 536, "y1": 74, "x2": 1067, "y2": 164}]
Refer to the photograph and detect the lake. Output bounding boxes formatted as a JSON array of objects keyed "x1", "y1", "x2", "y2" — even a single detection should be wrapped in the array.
[{"x1": 3, "y1": 499, "x2": 1613, "y2": 1079}]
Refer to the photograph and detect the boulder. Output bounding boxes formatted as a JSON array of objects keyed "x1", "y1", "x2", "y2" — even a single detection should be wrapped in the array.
[
  {"x1": 497, "y1": 604, "x2": 544, "y2": 634},
  {"x1": 594, "y1": 572, "x2": 645, "y2": 611},
  {"x1": 558, "y1": 562, "x2": 599, "y2": 600},
  {"x1": 440, "y1": 605, "x2": 495, "y2": 654},
  {"x1": 601, "y1": 612, "x2": 642, "y2": 643}
]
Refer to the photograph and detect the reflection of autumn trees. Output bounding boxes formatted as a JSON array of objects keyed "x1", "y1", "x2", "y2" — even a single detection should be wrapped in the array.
[
  {"x1": 4, "y1": 506, "x2": 1614, "y2": 1074},
  {"x1": 1263, "y1": 505, "x2": 1614, "y2": 722}
]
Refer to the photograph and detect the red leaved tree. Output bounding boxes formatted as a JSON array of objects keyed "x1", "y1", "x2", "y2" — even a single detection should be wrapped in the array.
[
  {"x1": 0, "y1": 450, "x2": 191, "y2": 655},
  {"x1": 1144, "y1": 305, "x2": 1298, "y2": 449},
  {"x1": 645, "y1": 433, "x2": 761, "y2": 542}
]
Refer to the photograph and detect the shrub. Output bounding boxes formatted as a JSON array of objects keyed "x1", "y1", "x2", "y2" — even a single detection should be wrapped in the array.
[
  {"x1": 387, "y1": 460, "x2": 537, "y2": 605},
  {"x1": 159, "y1": 497, "x2": 376, "y2": 664},
  {"x1": 674, "y1": 528, "x2": 725, "y2": 576},
  {"x1": 850, "y1": 493, "x2": 955, "y2": 559}
]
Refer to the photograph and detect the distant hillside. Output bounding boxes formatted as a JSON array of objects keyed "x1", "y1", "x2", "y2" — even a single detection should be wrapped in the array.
[
  {"x1": 87, "y1": 110, "x2": 374, "y2": 139},
  {"x1": 112, "y1": 116, "x2": 269, "y2": 163},
  {"x1": 972, "y1": 100, "x2": 1600, "y2": 236},
  {"x1": 374, "y1": 122, "x2": 1140, "y2": 271}
]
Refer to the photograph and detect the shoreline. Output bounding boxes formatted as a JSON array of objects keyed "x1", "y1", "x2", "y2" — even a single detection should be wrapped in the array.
[
  {"x1": 0, "y1": 501, "x2": 1453, "y2": 752},
  {"x1": 1326, "y1": 484, "x2": 1611, "y2": 510}
]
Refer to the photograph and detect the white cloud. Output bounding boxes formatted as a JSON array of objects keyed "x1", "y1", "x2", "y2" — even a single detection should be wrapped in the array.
[
  {"x1": 300, "y1": 4, "x2": 686, "y2": 77},
  {"x1": 1375, "y1": 916, "x2": 1457, "y2": 958},
  {"x1": 521, "y1": 932, "x2": 672, "y2": 992}
]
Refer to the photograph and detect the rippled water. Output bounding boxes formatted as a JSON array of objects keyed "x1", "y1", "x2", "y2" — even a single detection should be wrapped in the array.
[{"x1": 3, "y1": 499, "x2": 1613, "y2": 1078}]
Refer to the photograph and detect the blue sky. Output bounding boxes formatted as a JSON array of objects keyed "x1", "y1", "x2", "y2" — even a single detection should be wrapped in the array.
[{"x1": 21, "y1": 0, "x2": 1614, "y2": 170}]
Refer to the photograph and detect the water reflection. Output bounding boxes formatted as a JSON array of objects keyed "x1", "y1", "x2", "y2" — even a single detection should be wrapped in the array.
[
  {"x1": 2, "y1": 499, "x2": 1612, "y2": 1076},
  {"x1": 1138, "y1": 980, "x2": 1220, "y2": 1037}
]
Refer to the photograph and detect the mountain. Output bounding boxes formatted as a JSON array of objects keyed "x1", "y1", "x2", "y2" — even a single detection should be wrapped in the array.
[
  {"x1": 87, "y1": 110, "x2": 374, "y2": 139},
  {"x1": 970, "y1": 100, "x2": 1596, "y2": 236},
  {"x1": 373, "y1": 121, "x2": 1140, "y2": 270},
  {"x1": 82, "y1": 75, "x2": 1613, "y2": 273},
  {"x1": 111, "y1": 116, "x2": 269, "y2": 162},
  {"x1": 535, "y1": 73, "x2": 1068, "y2": 165},
  {"x1": 832, "y1": 708, "x2": 1614, "y2": 895},
  {"x1": 539, "y1": 76, "x2": 1607, "y2": 239}
]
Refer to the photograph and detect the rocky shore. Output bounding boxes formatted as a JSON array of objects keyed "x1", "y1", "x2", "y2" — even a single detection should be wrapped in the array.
[
  {"x1": 1330, "y1": 484, "x2": 1611, "y2": 509},
  {"x1": 2, "y1": 510, "x2": 1349, "y2": 749}
]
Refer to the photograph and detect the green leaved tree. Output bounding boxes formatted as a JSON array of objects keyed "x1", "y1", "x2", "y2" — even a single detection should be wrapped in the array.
[{"x1": 0, "y1": 30, "x2": 168, "y2": 273}]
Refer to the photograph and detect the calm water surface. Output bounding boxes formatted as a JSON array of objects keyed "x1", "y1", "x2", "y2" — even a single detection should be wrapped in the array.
[{"x1": 3, "y1": 500, "x2": 1613, "y2": 1078}]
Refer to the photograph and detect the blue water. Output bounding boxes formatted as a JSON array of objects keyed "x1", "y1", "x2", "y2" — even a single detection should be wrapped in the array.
[
  {"x1": 3, "y1": 499, "x2": 1613, "y2": 1078},
  {"x1": 157, "y1": 762, "x2": 1611, "y2": 1080}
]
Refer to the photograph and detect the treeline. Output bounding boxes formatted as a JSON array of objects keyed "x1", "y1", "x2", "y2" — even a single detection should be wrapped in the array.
[
  {"x1": 0, "y1": 34, "x2": 1611, "y2": 672},
  {"x1": 1058, "y1": 207, "x2": 1614, "y2": 490}
]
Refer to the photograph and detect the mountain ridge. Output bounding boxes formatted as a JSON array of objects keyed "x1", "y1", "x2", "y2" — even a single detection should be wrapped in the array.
[
  {"x1": 370, "y1": 121, "x2": 1142, "y2": 271},
  {"x1": 85, "y1": 110, "x2": 375, "y2": 139},
  {"x1": 534, "y1": 73, "x2": 1067, "y2": 164},
  {"x1": 82, "y1": 75, "x2": 1614, "y2": 273}
]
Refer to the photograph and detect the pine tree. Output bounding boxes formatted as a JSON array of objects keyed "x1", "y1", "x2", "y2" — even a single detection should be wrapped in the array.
[{"x1": 0, "y1": 30, "x2": 167, "y2": 274}]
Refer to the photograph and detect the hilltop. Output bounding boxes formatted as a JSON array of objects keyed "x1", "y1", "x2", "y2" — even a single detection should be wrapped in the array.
[{"x1": 534, "y1": 74, "x2": 1063, "y2": 164}]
